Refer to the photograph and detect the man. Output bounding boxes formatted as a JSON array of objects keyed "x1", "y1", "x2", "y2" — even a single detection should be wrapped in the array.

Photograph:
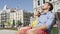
[{"x1": 27, "y1": 2, "x2": 55, "y2": 34}]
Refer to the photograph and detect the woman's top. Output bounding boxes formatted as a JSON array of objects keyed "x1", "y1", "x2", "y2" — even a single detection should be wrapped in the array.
[{"x1": 31, "y1": 17, "x2": 39, "y2": 27}]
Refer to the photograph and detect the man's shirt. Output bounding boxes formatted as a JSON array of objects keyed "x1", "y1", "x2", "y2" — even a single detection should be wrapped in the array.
[{"x1": 37, "y1": 11, "x2": 55, "y2": 32}]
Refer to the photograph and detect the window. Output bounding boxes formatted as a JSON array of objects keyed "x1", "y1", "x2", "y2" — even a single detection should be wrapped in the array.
[
  {"x1": 43, "y1": 0, "x2": 45, "y2": 4},
  {"x1": 38, "y1": 0, "x2": 40, "y2": 5},
  {"x1": 49, "y1": 0, "x2": 51, "y2": 1}
]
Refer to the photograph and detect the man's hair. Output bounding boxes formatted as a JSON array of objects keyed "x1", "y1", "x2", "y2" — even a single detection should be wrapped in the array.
[{"x1": 46, "y1": 2, "x2": 53, "y2": 11}]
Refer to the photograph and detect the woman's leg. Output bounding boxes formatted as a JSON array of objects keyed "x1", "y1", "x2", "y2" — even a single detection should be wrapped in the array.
[
  {"x1": 16, "y1": 27, "x2": 28, "y2": 34},
  {"x1": 27, "y1": 28, "x2": 48, "y2": 34},
  {"x1": 27, "y1": 29, "x2": 39, "y2": 34},
  {"x1": 16, "y1": 30, "x2": 24, "y2": 34},
  {"x1": 16, "y1": 27, "x2": 32, "y2": 34}
]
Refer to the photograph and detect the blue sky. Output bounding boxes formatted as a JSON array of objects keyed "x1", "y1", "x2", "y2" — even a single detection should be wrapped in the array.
[{"x1": 0, "y1": 0, "x2": 33, "y2": 11}]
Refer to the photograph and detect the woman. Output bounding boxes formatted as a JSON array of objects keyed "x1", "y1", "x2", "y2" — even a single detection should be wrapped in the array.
[{"x1": 16, "y1": 11, "x2": 41, "y2": 34}]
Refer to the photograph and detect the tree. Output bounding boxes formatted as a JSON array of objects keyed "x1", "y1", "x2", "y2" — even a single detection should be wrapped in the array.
[
  {"x1": 6, "y1": 21, "x2": 10, "y2": 26},
  {"x1": 1, "y1": 22, "x2": 4, "y2": 28},
  {"x1": 17, "y1": 21, "x2": 22, "y2": 26},
  {"x1": 12, "y1": 20, "x2": 15, "y2": 26}
]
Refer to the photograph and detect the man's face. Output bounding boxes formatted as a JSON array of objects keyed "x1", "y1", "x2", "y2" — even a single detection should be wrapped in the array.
[{"x1": 42, "y1": 3, "x2": 49, "y2": 10}]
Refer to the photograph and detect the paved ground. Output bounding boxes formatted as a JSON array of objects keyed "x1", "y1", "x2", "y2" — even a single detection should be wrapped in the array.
[{"x1": 0, "y1": 30, "x2": 16, "y2": 34}]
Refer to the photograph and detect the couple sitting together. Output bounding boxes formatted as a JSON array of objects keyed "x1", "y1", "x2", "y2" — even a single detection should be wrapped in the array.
[{"x1": 16, "y1": 2, "x2": 55, "y2": 34}]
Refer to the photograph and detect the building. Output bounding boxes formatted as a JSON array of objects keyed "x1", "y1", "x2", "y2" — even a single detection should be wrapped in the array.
[
  {"x1": 10, "y1": 9, "x2": 33, "y2": 26},
  {"x1": 0, "y1": 5, "x2": 33, "y2": 27},
  {"x1": 0, "y1": 5, "x2": 10, "y2": 27},
  {"x1": 33, "y1": 0, "x2": 60, "y2": 14}
]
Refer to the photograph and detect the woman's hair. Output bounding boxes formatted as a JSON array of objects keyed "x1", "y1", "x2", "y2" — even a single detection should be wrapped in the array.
[{"x1": 37, "y1": 11, "x2": 41, "y2": 17}]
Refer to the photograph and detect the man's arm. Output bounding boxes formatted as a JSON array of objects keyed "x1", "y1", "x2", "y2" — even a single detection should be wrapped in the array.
[{"x1": 36, "y1": 25, "x2": 47, "y2": 30}]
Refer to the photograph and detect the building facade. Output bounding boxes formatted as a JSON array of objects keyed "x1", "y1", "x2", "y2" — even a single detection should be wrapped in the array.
[
  {"x1": 0, "y1": 5, "x2": 33, "y2": 27},
  {"x1": 10, "y1": 9, "x2": 33, "y2": 26},
  {"x1": 0, "y1": 5, "x2": 10, "y2": 26}
]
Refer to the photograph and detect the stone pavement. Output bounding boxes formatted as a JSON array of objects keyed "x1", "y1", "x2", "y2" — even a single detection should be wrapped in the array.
[{"x1": 0, "y1": 30, "x2": 16, "y2": 34}]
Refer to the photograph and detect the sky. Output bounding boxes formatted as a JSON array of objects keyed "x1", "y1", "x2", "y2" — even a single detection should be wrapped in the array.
[{"x1": 0, "y1": 0, "x2": 33, "y2": 11}]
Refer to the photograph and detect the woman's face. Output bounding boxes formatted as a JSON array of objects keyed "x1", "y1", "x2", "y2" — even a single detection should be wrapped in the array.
[{"x1": 34, "y1": 12, "x2": 39, "y2": 16}]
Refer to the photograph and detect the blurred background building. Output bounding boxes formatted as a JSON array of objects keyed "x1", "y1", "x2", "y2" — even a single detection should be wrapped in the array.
[
  {"x1": 0, "y1": 5, "x2": 33, "y2": 27},
  {"x1": 10, "y1": 9, "x2": 33, "y2": 26}
]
